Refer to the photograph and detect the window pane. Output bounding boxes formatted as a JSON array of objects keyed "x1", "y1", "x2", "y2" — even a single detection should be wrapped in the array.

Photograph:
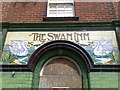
[
  {"x1": 65, "y1": 0, "x2": 73, "y2": 1},
  {"x1": 65, "y1": 10, "x2": 72, "y2": 14},
  {"x1": 57, "y1": 4, "x2": 64, "y2": 10},
  {"x1": 65, "y1": 4, "x2": 72, "y2": 8},
  {"x1": 58, "y1": 5, "x2": 64, "y2": 8},
  {"x1": 49, "y1": 10, "x2": 57, "y2": 14},
  {"x1": 50, "y1": 5, "x2": 56, "y2": 8},
  {"x1": 50, "y1": 0, "x2": 57, "y2": 1},
  {"x1": 57, "y1": 10, "x2": 64, "y2": 17},
  {"x1": 57, "y1": 10, "x2": 64, "y2": 14},
  {"x1": 65, "y1": 10, "x2": 73, "y2": 16},
  {"x1": 58, "y1": 0, "x2": 64, "y2": 1},
  {"x1": 65, "y1": 4, "x2": 73, "y2": 10},
  {"x1": 49, "y1": 4, "x2": 57, "y2": 11}
]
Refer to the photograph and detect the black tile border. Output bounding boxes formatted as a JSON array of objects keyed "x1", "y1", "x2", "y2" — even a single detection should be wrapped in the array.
[
  {"x1": 1, "y1": 65, "x2": 120, "y2": 72},
  {"x1": 0, "y1": 65, "x2": 31, "y2": 72}
]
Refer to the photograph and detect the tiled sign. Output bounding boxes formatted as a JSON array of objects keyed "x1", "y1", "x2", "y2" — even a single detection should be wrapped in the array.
[{"x1": 1, "y1": 31, "x2": 119, "y2": 65}]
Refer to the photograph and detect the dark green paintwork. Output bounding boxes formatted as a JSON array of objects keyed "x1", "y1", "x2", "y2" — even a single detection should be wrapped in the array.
[
  {"x1": 1, "y1": 22, "x2": 9, "y2": 52},
  {"x1": 0, "y1": 23, "x2": 1, "y2": 62},
  {"x1": 2, "y1": 28, "x2": 7, "y2": 50},
  {"x1": 8, "y1": 27, "x2": 114, "y2": 31},
  {"x1": 114, "y1": 21, "x2": 120, "y2": 51},
  {"x1": 1, "y1": 21, "x2": 114, "y2": 29}
]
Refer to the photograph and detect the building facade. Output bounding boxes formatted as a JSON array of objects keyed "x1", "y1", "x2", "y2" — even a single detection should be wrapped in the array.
[{"x1": 0, "y1": 1, "x2": 120, "y2": 89}]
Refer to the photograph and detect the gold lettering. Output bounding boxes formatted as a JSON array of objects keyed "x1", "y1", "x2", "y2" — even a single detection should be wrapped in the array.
[
  {"x1": 54, "y1": 33, "x2": 61, "y2": 40},
  {"x1": 60, "y1": 34, "x2": 66, "y2": 40},
  {"x1": 74, "y1": 32, "x2": 77, "y2": 41},
  {"x1": 36, "y1": 33, "x2": 41, "y2": 41},
  {"x1": 29, "y1": 32, "x2": 90, "y2": 42},
  {"x1": 76, "y1": 33, "x2": 82, "y2": 42},
  {"x1": 41, "y1": 34, "x2": 46, "y2": 42},
  {"x1": 84, "y1": 33, "x2": 90, "y2": 40},
  {"x1": 67, "y1": 33, "x2": 72, "y2": 40},
  {"x1": 48, "y1": 33, "x2": 54, "y2": 41}
]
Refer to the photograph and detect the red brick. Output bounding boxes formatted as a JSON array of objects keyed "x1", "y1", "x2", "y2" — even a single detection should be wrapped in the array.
[{"x1": 1, "y1": 2, "x2": 119, "y2": 23}]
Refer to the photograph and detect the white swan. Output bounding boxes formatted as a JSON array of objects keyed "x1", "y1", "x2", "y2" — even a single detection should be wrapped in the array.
[
  {"x1": 9, "y1": 40, "x2": 28, "y2": 56},
  {"x1": 93, "y1": 40, "x2": 114, "y2": 56}
]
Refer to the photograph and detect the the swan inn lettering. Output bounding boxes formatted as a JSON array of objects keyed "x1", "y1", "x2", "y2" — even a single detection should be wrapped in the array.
[{"x1": 29, "y1": 32, "x2": 90, "y2": 42}]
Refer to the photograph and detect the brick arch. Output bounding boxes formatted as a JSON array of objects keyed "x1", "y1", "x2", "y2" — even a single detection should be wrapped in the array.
[{"x1": 27, "y1": 40, "x2": 94, "y2": 72}]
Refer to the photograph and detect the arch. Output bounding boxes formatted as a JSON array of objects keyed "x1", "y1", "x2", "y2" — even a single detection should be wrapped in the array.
[
  {"x1": 32, "y1": 47, "x2": 90, "y2": 88},
  {"x1": 40, "y1": 56, "x2": 82, "y2": 76},
  {"x1": 27, "y1": 40, "x2": 94, "y2": 72}
]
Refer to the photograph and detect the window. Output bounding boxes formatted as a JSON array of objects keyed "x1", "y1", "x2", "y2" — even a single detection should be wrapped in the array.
[{"x1": 47, "y1": 0, "x2": 74, "y2": 17}]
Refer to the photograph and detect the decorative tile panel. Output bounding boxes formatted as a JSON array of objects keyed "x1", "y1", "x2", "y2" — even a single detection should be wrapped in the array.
[{"x1": 1, "y1": 31, "x2": 119, "y2": 65}]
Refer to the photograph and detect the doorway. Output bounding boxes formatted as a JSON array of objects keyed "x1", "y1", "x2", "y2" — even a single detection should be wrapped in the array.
[{"x1": 39, "y1": 56, "x2": 83, "y2": 89}]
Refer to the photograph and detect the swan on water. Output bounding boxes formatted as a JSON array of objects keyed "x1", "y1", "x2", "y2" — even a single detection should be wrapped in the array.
[
  {"x1": 93, "y1": 40, "x2": 114, "y2": 56},
  {"x1": 9, "y1": 40, "x2": 28, "y2": 56}
]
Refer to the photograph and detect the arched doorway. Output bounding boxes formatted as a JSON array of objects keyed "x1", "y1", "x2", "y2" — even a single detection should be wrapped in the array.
[
  {"x1": 39, "y1": 56, "x2": 82, "y2": 88},
  {"x1": 28, "y1": 40, "x2": 92, "y2": 89}
]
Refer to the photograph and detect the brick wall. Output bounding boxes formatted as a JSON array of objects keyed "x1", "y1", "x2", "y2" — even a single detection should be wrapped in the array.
[
  {"x1": 75, "y1": 2, "x2": 118, "y2": 22},
  {"x1": 1, "y1": 2, "x2": 47, "y2": 23},
  {"x1": 1, "y1": 2, "x2": 120, "y2": 23}
]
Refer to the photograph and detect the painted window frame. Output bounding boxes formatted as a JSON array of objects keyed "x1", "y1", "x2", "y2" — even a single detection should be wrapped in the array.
[{"x1": 47, "y1": 0, "x2": 75, "y2": 17}]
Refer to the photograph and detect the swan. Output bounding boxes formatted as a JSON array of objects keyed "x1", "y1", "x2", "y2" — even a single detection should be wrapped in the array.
[
  {"x1": 9, "y1": 40, "x2": 28, "y2": 56},
  {"x1": 93, "y1": 40, "x2": 114, "y2": 56}
]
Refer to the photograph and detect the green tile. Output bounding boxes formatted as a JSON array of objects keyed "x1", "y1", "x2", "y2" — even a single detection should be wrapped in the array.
[
  {"x1": 89, "y1": 72, "x2": 119, "y2": 88},
  {"x1": 2, "y1": 72, "x2": 33, "y2": 88}
]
